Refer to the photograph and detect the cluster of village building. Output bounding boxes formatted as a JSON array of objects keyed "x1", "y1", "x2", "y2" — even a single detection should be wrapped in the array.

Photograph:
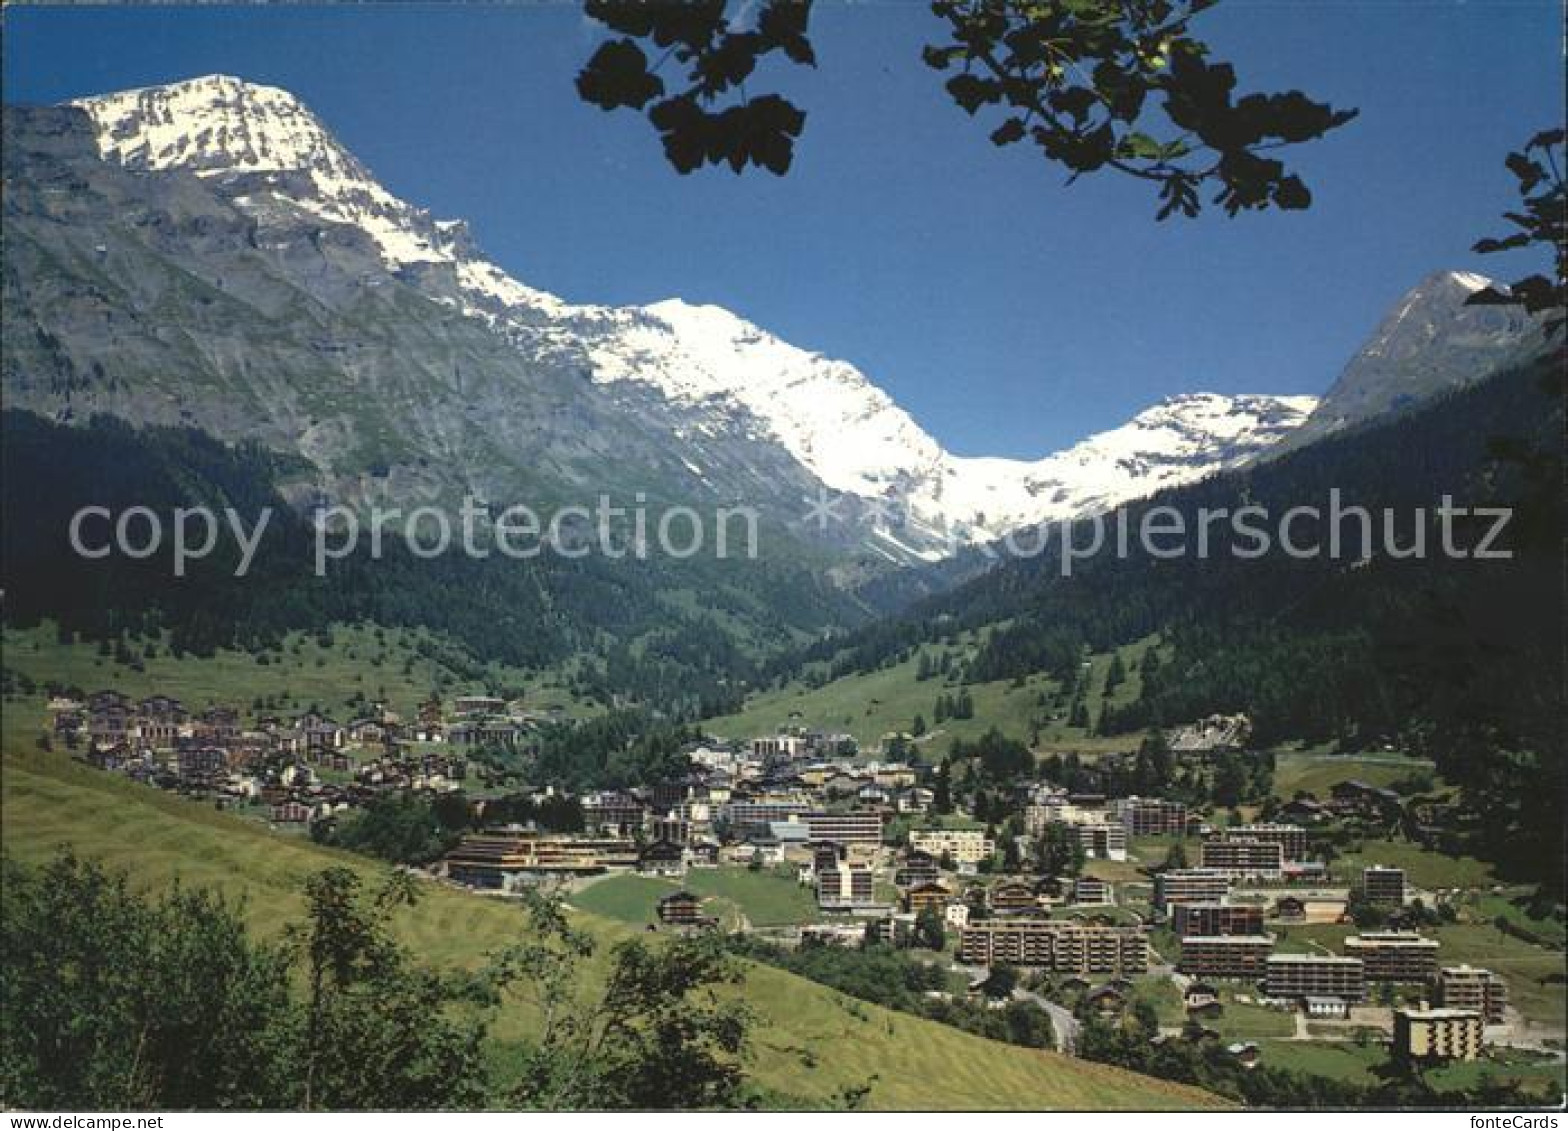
[
  {"x1": 44, "y1": 689, "x2": 550, "y2": 822},
  {"x1": 42, "y1": 690, "x2": 1505, "y2": 1067}
]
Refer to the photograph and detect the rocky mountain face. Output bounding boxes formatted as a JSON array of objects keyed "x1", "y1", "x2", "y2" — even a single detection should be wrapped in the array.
[
  {"x1": 571, "y1": 296, "x2": 1317, "y2": 557},
  {"x1": 3, "y1": 75, "x2": 1333, "y2": 562},
  {"x1": 2, "y1": 90, "x2": 825, "y2": 536},
  {"x1": 1275, "y1": 269, "x2": 1542, "y2": 454}
]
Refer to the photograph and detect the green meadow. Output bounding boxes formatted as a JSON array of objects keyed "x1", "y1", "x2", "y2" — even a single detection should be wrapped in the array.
[
  {"x1": 1, "y1": 621, "x2": 594, "y2": 734},
  {"x1": 0, "y1": 746, "x2": 1224, "y2": 1111},
  {"x1": 706, "y1": 634, "x2": 1163, "y2": 753},
  {"x1": 571, "y1": 867, "x2": 818, "y2": 930}
]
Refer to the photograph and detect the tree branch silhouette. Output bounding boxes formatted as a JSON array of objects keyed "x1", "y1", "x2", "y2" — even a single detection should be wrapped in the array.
[
  {"x1": 1468, "y1": 128, "x2": 1566, "y2": 337},
  {"x1": 576, "y1": 0, "x2": 1357, "y2": 218}
]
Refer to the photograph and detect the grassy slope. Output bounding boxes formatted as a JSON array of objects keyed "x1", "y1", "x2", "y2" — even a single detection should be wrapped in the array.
[
  {"x1": 708, "y1": 635, "x2": 1161, "y2": 753},
  {"x1": 573, "y1": 868, "x2": 818, "y2": 930},
  {"x1": 0, "y1": 748, "x2": 1224, "y2": 1111},
  {"x1": 2, "y1": 622, "x2": 596, "y2": 734},
  {"x1": 1260, "y1": 1039, "x2": 1565, "y2": 1095},
  {"x1": 1331, "y1": 839, "x2": 1499, "y2": 892},
  {"x1": 1269, "y1": 753, "x2": 1436, "y2": 801}
]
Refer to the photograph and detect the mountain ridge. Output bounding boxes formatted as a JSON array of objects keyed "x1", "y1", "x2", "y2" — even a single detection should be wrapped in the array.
[
  {"x1": 35, "y1": 74, "x2": 1318, "y2": 555},
  {"x1": 1274, "y1": 267, "x2": 1540, "y2": 453}
]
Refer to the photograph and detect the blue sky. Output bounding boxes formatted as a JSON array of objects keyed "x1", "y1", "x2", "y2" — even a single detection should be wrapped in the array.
[{"x1": 4, "y1": 2, "x2": 1560, "y2": 456}]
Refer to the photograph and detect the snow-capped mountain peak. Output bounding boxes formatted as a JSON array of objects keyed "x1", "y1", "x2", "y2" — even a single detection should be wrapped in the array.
[
  {"x1": 584, "y1": 297, "x2": 1316, "y2": 540},
  {"x1": 72, "y1": 74, "x2": 563, "y2": 314},
  {"x1": 932, "y1": 392, "x2": 1317, "y2": 538},
  {"x1": 78, "y1": 75, "x2": 348, "y2": 179},
  {"x1": 1447, "y1": 270, "x2": 1493, "y2": 295},
  {"x1": 583, "y1": 298, "x2": 946, "y2": 502},
  {"x1": 66, "y1": 74, "x2": 1318, "y2": 555}
]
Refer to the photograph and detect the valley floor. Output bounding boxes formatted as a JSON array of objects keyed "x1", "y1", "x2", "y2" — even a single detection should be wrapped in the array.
[
  {"x1": 0, "y1": 746, "x2": 1226, "y2": 1111},
  {"x1": 4, "y1": 628, "x2": 1563, "y2": 1107}
]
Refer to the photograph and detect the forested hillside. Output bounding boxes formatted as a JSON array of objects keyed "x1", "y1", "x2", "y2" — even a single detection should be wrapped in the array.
[
  {"x1": 0, "y1": 411, "x2": 867, "y2": 717},
  {"x1": 748, "y1": 356, "x2": 1564, "y2": 888}
]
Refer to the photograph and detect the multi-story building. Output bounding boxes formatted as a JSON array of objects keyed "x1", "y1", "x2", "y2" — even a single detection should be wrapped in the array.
[
  {"x1": 656, "y1": 891, "x2": 708, "y2": 926},
  {"x1": 87, "y1": 690, "x2": 134, "y2": 748},
  {"x1": 865, "y1": 762, "x2": 917, "y2": 788},
  {"x1": 637, "y1": 839, "x2": 687, "y2": 876},
  {"x1": 1344, "y1": 931, "x2": 1441, "y2": 982},
  {"x1": 904, "y1": 881, "x2": 954, "y2": 915},
  {"x1": 1154, "y1": 869, "x2": 1232, "y2": 913},
  {"x1": 647, "y1": 815, "x2": 693, "y2": 845},
  {"x1": 1199, "y1": 837, "x2": 1284, "y2": 880},
  {"x1": 1219, "y1": 824, "x2": 1309, "y2": 862},
  {"x1": 959, "y1": 921, "x2": 1147, "y2": 976},
  {"x1": 1116, "y1": 796, "x2": 1189, "y2": 837},
  {"x1": 1023, "y1": 802, "x2": 1064, "y2": 836},
  {"x1": 294, "y1": 711, "x2": 345, "y2": 754},
  {"x1": 198, "y1": 705, "x2": 241, "y2": 742},
  {"x1": 725, "y1": 799, "x2": 811, "y2": 837},
  {"x1": 1049, "y1": 923, "x2": 1148, "y2": 977},
  {"x1": 443, "y1": 833, "x2": 638, "y2": 888},
  {"x1": 1436, "y1": 965, "x2": 1509, "y2": 1024},
  {"x1": 270, "y1": 800, "x2": 314, "y2": 824},
  {"x1": 176, "y1": 744, "x2": 228, "y2": 781},
  {"x1": 989, "y1": 879, "x2": 1042, "y2": 916},
  {"x1": 1362, "y1": 866, "x2": 1407, "y2": 906},
  {"x1": 1172, "y1": 902, "x2": 1266, "y2": 937},
  {"x1": 1264, "y1": 954, "x2": 1366, "y2": 1002},
  {"x1": 1394, "y1": 1008, "x2": 1484, "y2": 1062},
  {"x1": 908, "y1": 829, "x2": 994, "y2": 865},
  {"x1": 1178, "y1": 935, "x2": 1276, "y2": 979},
  {"x1": 804, "y1": 811, "x2": 884, "y2": 846},
  {"x1": 452, "y1": 694, "x2": 506, "y2": 717},
  {"x1": 1073, "y1": 822, "x2": 1128, "y2": 861},
  {"x1": 1071, "y1": 875, "x2": 1113, "y2": 905},
  {"x1": 448, "y1": 719, "x2": 522, "y2": 749},
  {"x1": 1329, "y1": 779, "x2": 1401, "y2": 817},
  {"x1": 137, "y1": 695, "x2": 190, "y2": 750},
  {"x1": 894, "y1": 851, "x2": 941, "y2": 888},
  {"x1": 1023, "y1": 792, "x2": 1105, "y2": 833},
  {"x1": 1026, "y1": 784, "x2": 1071, "y2": 807},
  {"x1": 816, "y1": 857, "x2": 877, "y2": 910},
  {"x1": 581, "y1": 791, "x2": 647, "y2": 836},
  {"x1": 1264, "y1": 888, "x2": 1350, "y2": 925},
  {"x1": 863, "y1": 914, "x2": 914, "y2": 948},
  {"x1": 751, "y1": 735, "x2": 806, "y2": 760}
]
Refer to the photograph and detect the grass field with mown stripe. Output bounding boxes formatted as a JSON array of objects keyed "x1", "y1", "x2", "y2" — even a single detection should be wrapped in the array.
[
  {"x1": 1256, "y1": 1040, "x2": 1383, "y2": 1083},
  {"x1": 570, "y1": 873, "x2": 683, "y2": 925},
  {"x1": 1328, "y1": 839, "x2": 1497, "y2": 890},
  {"x1": 1269, "y1": 752, "x2": 1439, "y2": 801},
  {"x1": 571, "y1": 867, "x2": 819, "y2": 930},
  {"x1": 0, "y1": 747, "x2": 1226, "y2": 1111},
  {"x1": 1259, "y1": 1039, "x2": 1564, "y2": 1097}
]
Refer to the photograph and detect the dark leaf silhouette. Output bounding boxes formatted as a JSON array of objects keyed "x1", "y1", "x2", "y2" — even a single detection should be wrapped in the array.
[
  {"x1": 1469, "y1": 129, "x2": 1566, "y2": 336},
  {"x1": 990, "y1": 117, "x2": 1026, "y2": 146},
  {"x1": 578, "y1": 0, "x2": 816, "y2": 177},
  {"x1": 577, "y1": 39, "x2": 665, "y2": 111},
  {"x1": 924, "y1": 1, "x2": 1354, "y2": 217},
  {"x1": 576, "y1": 1, "x2": 1350, "y2": 214}
]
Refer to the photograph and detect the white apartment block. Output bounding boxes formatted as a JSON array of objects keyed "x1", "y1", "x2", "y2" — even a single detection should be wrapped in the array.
[{"x1": 908, "y1": 828, "x2": 995, "y2": 865}]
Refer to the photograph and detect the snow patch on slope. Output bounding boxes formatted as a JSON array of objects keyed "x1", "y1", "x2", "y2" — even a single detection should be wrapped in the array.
[
  {"x1": 73, "y1": 75, "x2": 565, "y2": 316},
  {"x1": 71, "y1": 73, "x2": 1320, "y2": 554},
  {"x1": 585, "y1": 298, "x2": 947, "y2": 499}
]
